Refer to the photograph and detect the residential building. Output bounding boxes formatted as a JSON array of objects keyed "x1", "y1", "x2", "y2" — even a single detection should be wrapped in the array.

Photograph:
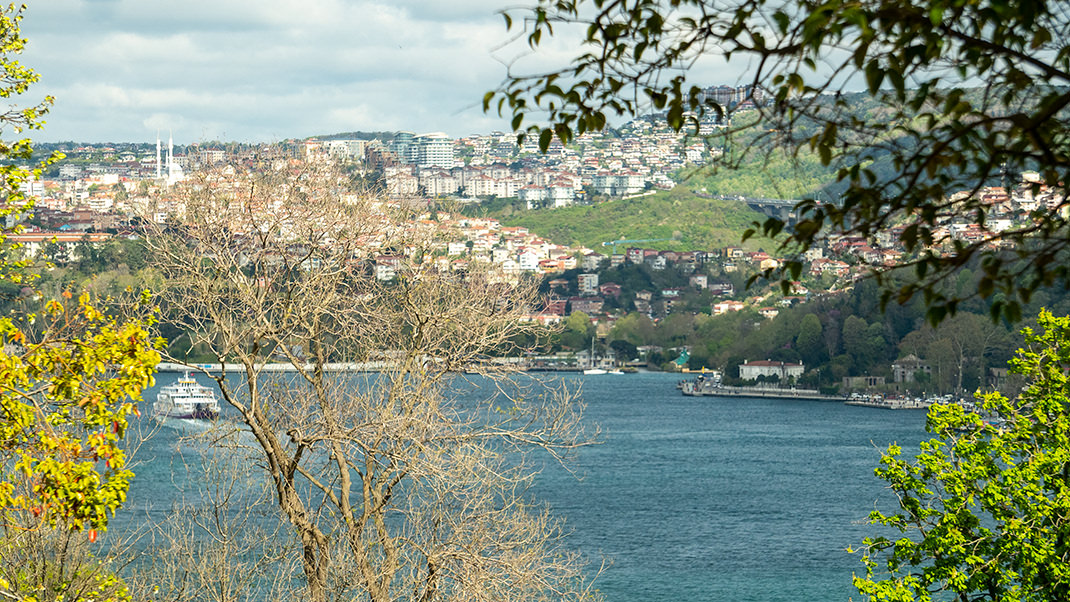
[
  {"x1": 892, "y1": 355, "x2": 932, "y2": 383},
  {"x1": 578, "y1": 273, "x2": 600, "y2": 295},
  {"x1": 738, "y1": 359, "x2": 804, "y2": 381}
]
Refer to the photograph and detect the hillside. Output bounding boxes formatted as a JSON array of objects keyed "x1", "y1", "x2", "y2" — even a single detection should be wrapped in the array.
[
  {"x1": 682, "y1": 144, "x2": 832, "y2": 200},
  {"x1": 497, "y1": 187, "x2": 768, "y2": 251}
]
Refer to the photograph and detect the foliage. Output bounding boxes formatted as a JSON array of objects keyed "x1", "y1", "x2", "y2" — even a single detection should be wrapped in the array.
[
  {"x1": 680, "y1": 113, "x2": 835, "y2": 200},
  {"x1": 0, "y1": 524, "x2": 132, "y2": 602},
  {"x1": 0, "y1": 6, "x2": 161, "y2": 601},
  {"x1": 487, "y1": 0, "x2": 1070, "y2": 324},
  {"x1": 497, "y1": 187, "x2": 764, "y2": 251},
  {"x1": 0, "y1": 291, "x2": 160, "y2": 532},
  {"x1": 855, "y1": 310, "x2": 1070, "y2": 601}
]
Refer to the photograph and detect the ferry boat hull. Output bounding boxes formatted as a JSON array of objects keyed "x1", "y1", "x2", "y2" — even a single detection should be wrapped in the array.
[{"x1": 153, "y1": 372, "x2": 222, "y2": 420}]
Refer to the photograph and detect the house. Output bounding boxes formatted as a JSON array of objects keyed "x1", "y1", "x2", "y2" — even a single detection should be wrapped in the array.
[
  {"x1": 599, "y1": 282, "x2": 623, "y2": 298},
  {"x1": 646, "y1": 254, "x2": 667, "y2": 270},
  {"x1": 842, "y1": 376, "x2": 886, "y2": 390},
  {"x1": 375, "y1": 255, "x2": 402, "y2": 281},
  {"x1": 7, "y1": 231, "x2": 112, "y2": 260},
  {"x1": 708, "y1": 282, "x2": 735, "y2": 296},
  {"x1": 758, "y1": 307, "x2": 780, "y2": 320},
  {"x1": 582, "y1": 252, "x2": 606, "y2": 271},
  {"x1": 659, "y1": 250, "x2": 680, "y2": 263},
  {"x1": 544, "y1": 297, "x2": 568, "y2": 315},
  {"x1": 578, "y1": 273, "x2": 600, "y2": 295},
  {"x1": 892, "y1": 354, "x2": 932, "y2": 383},
  {"x1": 569, "y1": 296, "x2": 604, "y2": 315},
  {"x1": 739, "y1": 359, "x2": 804, "y2": 381},
  {"x1": 712, "y1": 300, "x2": 744, "y2": 314},
  {"x1": 538, "y1": 258, "x2": 565, "y2": 273},
  {"x1": 517, "y1": 250, "x2": 540, "y2": 271},
  {"x1": 557, "y1": 255, "x2": 578, "y2": 270}
]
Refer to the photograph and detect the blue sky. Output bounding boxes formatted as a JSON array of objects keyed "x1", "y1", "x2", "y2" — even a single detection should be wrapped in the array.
[{"x1": 19, "y1": 1, "x2": 738, "y2": 145}]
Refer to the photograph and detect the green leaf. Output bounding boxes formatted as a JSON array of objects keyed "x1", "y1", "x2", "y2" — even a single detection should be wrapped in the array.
[{"x1": 538, "y1": 128, "x2": 552, "y2": 152}]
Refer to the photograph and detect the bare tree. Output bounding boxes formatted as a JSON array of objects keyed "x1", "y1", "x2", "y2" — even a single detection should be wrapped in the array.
[
  {"x1": 143, "y1": 162, "x2": 600, "y2": 602},
  {"x1": 126, "y1": 427, "x2": 291, "y2": 602}
]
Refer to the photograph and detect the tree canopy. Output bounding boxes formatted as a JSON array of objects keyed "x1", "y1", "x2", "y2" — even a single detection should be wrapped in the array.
[
  {"x1": 487, "y1": 0, "x2": 1070, "y2": 323},
  {"x1": 0, "y1": 6, "x2": 161, "y2": 601},
  {"x1": 855, "y1": 309, "x2": 1070, "y2": 601}
]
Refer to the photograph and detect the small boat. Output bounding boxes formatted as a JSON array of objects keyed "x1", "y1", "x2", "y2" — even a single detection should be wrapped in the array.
[
  {"x1": 153, "y1": 372, "x2": 221, "y2": 420},
  {"x1": 583, "y1": 368, "x2": 608, "y2": 375}
]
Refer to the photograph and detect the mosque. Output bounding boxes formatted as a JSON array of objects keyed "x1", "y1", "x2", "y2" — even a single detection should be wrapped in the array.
[{"x1": 156, "y1": 131, "x2": 185, "y2": 186}]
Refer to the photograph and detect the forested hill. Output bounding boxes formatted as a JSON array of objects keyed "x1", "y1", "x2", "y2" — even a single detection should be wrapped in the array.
[{"x1": 493, "y1": 187, "x2": 768, "y2": 252}]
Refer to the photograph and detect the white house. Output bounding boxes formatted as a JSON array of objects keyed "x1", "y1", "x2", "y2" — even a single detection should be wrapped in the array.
[
  {"x1": 517, "y1": 250, "x2": 540, "y2": 271},
  {"x1": 738, "y1": 360, "x2": 804, "y2": 381}
]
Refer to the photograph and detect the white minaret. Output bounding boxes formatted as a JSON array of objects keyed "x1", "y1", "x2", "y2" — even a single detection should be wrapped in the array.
[
  {"x1": 168, "y1": 131, "x2": 174, "y2": 180},
  {"x1": 156, "y1": 131, "x2": 162, "y2": 179}
]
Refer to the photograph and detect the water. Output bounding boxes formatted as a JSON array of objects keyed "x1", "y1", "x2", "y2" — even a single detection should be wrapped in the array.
[
  {"x1": 529, "y1": 373, "x2": 929, "y2": 602},
  {"x1": 121, "y1": 371, "x2": 928, "y2": 602}
]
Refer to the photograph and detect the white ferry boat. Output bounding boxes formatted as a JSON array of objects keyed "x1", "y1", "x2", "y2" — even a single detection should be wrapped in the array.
[{"x1": 153, "y1": 372, "x2": 221, "y2": 420}]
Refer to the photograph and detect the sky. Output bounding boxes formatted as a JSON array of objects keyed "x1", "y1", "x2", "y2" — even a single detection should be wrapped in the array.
[
  {"x1": 18, "y1": 1, "x2": 749, "y2": 146},
  {"x1": 18, "y1": 0, "x2": 582, "y2": 145}
]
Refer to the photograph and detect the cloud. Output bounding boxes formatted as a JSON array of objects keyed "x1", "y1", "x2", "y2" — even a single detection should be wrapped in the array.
[{"x1": 19, "y1": 1, "x2": 518, "y2": 143}]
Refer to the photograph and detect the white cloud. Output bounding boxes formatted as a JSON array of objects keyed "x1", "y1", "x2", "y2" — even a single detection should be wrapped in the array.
[
  {"x1": 19, "y1": 0, "x2": 519, "y2": 143},
  {"x1": 18, "y1": 0, "x2": 752, "y2": 144}
]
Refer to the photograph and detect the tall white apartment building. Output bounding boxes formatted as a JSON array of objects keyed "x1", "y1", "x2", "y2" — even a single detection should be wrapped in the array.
[{"x1": 414, "y1": 132, "x2": 455, "y2": 169}]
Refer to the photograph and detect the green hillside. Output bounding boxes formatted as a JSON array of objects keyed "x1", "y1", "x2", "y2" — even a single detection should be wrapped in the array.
[
  {"x1": 498, "y1": 187, "x2": 768, "y2": 251},
  {"x1": 683, "y1": 145, "x2": 832, "y2": 200}
]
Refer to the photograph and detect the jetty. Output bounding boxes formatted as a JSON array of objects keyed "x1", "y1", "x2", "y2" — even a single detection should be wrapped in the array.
[
  {"x1": 681, "y1": 379, "x2": 841, "y2": 401},
  {"x1": 844, "y1": 397, "x2": 933, "y2": 410}
]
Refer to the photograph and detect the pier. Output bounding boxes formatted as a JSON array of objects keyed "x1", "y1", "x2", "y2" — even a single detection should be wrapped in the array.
[
  {"x1": 681, "y1": 380, "x2": 841, "y2": 401},
  {"x1": 844, "y1": 398, "x2": 932, "y2": 410}
]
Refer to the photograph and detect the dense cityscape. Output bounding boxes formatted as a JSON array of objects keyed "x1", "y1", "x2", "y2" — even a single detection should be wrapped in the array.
[{"x1": 12, "y1": 94, "x2": 1068, "y2": 402}]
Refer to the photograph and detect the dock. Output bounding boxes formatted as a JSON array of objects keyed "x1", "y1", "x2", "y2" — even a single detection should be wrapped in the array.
[
  {"x1": 681, "y1": 381, "x2": 841, "y2": 401},
  {"x1": 845, "y1": 398, "x2": 932, "y2": 410}
]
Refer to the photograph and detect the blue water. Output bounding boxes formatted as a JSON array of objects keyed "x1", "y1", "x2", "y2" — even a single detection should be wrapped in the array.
[{"x1": 122, "y1": 371, "x2": 928, "y2": 602}]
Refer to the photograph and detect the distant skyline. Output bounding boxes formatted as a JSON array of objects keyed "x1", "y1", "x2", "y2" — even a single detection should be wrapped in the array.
[{"x1": 20, "y1": 1, "x2": 743, "y2": 145}]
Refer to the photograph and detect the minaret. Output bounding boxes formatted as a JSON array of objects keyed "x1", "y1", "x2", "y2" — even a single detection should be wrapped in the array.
[
  {"x1": 168, "y1": 131, "x2": 174, "y2": 180},
  {"x1": 156, "y1": 131, "x2": 162, "y2": 179}
]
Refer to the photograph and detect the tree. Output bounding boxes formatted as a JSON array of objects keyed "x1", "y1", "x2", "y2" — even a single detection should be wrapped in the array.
[
  {"x1": 794, "y1": 313, "x2": 824, "y2": 365},
  {"x1": 608, "y1": 311, "x2": 655, "y2": 347},
  {"x1": 145, "y1": 163, "x2": 599, "y2": 602},
  {"x1": 126, "y1": 432, "x2": 290, "y2": 602},
  {"x1": 899, "y1": 313, "x2": 1013, "y2": 394},
  {"x1": 855, "y1": 310, "x2": 1070, "y2": 601},
  {"x1": 841, "y1": 316, "x2": 887, "y2": 375},
  {"x1": 609, "y1": 338, "x2": 638, "y2": 362},
  {"x1": 487, "y1": 0, "x2": 1070, "y2": 323},
  {"x1": 0, "y1": 6, "x2": 161, "y2": 601},
  {"x1": 560, "y1": 310, "x2": 594, "y2": 350}
]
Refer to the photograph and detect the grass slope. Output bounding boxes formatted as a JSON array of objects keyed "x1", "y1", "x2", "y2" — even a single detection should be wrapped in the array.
[
  {"x1": 682, "y1": 146, "x2": 833, "y2": 200},
  {"x1": 499, "y1": 187, "x2": 768, "y2": 252}
]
